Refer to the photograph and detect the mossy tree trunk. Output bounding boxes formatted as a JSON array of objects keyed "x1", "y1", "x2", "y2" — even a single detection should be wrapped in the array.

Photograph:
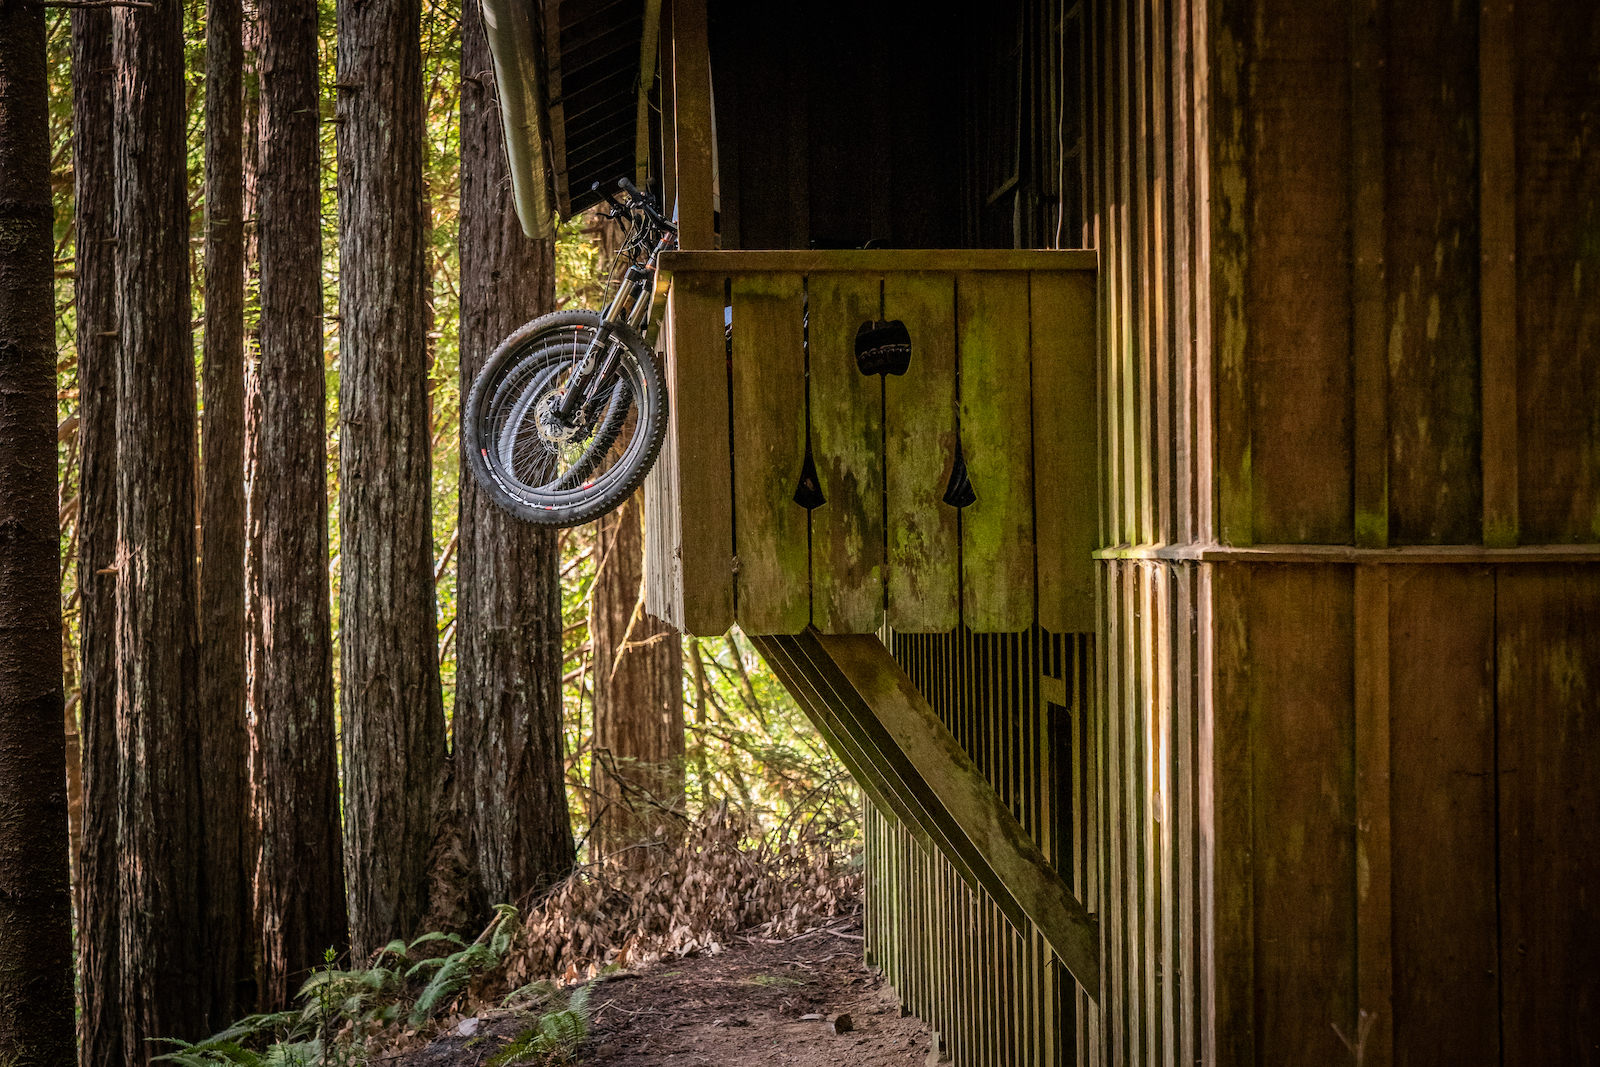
[
  {"x1": 0, "y1": 0, "x2": 77, "y2": 1062},
  {"x1": 71, "y1": 5, "x2": 123, "y2": 1063},
  {"x1": 112, "y1": 0, "x2": 210, "y2": 1050},
  {"x1": 253, "y1": 0, "x2": 348, "y2": 1001},
  {"x1": 336, "y1": 0, "x2": 446, "y2": 959},
  {"x1": 453, "y1": 3, "x2": 574, "y2": 919}
]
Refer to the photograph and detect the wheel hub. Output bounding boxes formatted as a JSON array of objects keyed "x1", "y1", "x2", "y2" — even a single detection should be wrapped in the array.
[{"x1": 535, "y1": 391, "x2": 588, "y2": 444}]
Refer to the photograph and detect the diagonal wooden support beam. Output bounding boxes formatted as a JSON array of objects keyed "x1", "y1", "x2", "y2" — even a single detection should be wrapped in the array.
[{"x1": 749, "y1": 629, "x2": 1101, "y2": 999}]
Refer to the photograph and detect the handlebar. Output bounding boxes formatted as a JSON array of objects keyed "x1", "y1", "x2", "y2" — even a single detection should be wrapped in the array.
[{"x1": 618, "y1": 177, "x2": 676, "y2": 233}]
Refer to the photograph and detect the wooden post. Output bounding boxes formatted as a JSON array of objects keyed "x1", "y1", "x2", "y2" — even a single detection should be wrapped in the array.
[{"x1": 670, "y1": 0, "x2": 714, "y2": 250}]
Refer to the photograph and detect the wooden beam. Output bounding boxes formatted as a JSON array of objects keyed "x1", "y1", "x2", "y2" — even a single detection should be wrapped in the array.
[
  {"x1": 753, "y1": 629, "x2": 1102, "y2": 999},
  {"x1": 634, "y1": 0, "x2": 662, "y2": 188},
  {"x1": 669, "y1": 0, "x2": 714, "y2": 249},
  {"x1": 662, "y1": 249, "x2": 1100, "y2": 273}
]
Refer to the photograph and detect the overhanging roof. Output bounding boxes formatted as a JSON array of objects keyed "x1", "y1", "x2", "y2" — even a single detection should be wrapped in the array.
[{"x1": 479, "y1": 0, "x2": 658, "y2": 237}]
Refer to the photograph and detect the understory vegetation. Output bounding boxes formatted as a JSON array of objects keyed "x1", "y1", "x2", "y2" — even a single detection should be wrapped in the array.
[{"x1": 158, "y1": 807, "x2": 860, "y2": 1065}]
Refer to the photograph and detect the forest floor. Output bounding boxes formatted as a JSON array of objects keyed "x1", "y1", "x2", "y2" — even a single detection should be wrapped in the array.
[{"x1": 393, "y1": 919, "x2": 934, "y2": 1067}]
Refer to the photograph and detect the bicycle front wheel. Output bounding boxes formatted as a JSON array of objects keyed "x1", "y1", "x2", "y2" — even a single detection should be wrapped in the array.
[{"x1": 464, "y1": 310, "x2": 667, "y2": 527}]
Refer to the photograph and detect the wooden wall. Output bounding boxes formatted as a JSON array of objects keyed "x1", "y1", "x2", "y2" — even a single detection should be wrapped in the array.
[
  {"x1": 865, "y1": 629, "x2": 1094, "y2": 1067},
  {"x1": 1092, "y1": 0, "x2": 1600, "y2": 1065}
]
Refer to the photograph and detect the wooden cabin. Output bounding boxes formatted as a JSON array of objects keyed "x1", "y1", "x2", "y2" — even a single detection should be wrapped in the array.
[{"x1": 481, "y1": 0, "x2": 1600, "y2": 1063}]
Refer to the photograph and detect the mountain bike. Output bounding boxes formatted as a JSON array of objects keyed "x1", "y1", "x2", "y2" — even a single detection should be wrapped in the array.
[{"x1": 464, "y1": 177, "x2": 675, "y2": 527}]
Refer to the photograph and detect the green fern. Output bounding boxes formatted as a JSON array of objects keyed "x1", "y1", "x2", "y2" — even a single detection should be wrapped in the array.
[{"x1": 484, "y1": 984, "x2": 592, "y2": 1066}]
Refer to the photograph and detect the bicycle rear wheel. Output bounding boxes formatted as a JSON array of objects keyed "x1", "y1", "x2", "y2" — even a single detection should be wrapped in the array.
[{"x1": 464, "y1": 310, "x2": 667, "y2": 526}]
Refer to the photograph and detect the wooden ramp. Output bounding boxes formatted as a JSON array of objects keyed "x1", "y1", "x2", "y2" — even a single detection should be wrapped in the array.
[{"x1": 750, "y1": 629, "x2": 1100, "y2": 1000}]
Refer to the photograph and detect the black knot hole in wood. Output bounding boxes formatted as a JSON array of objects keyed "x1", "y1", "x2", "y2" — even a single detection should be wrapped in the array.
[{"x1": 855, "y1": 319, "x2": 912, "y2": 376}]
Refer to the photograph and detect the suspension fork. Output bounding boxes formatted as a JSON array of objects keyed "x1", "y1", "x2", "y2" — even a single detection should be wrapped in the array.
[{"x1": 552, "y1": 233, "x2": 669, "y2": 422}]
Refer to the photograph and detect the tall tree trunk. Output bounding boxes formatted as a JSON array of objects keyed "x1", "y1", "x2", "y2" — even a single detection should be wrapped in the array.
[
  {"x1": 253, "y1": 0, "x2": 348, "y2": 1002},
  {"x1": 454, "y1": 4, "x2": 573, "y2": 918},
  {"x1": 336, "y1": 0, "x2": 445, "y2": 959},
  {"x1": 0, "y1": 0, "x2": 78, "y2": 1062},
  {"x1": 71, "y1": 6, "x2": 124, "y2": 1064},
  {"x1": 200, "y1": 0, "x2": 254, "y2": 1023},
  {"x1": 112, "y1": 0, "x2": 209, "y2": 1051},
  {"x1": 590, "y1": 492, "x2": 685, "y2": 860}
]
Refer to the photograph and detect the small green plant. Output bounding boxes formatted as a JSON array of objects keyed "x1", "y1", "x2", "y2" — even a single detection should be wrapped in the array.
[
  {"x1": 484, "y1": 985, "x2": 592, "y2": 1067},
  {"x1": 156, "y1": 906, "x2": 524, "y2": 1066}
]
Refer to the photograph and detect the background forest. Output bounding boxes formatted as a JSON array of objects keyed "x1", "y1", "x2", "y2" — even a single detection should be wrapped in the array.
[{"x1": 31, "y1": 0, "x2": 859, "y2": 1061}]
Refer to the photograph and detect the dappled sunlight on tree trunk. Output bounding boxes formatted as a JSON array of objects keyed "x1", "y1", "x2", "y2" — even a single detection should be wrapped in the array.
[{"x1": 590, "y1": 491, "x2": 685, "y2": 863}]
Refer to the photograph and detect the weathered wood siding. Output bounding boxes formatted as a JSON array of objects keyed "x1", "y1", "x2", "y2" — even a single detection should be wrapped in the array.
[
  {"x1": 1092, "y1": 0, "x2": 1600, "y2": 1064},
  {"x1": 644, "y1": 251, "x2": 1098, "y2": 639},
  {"x1": 865, "y1": 629, "x2": 1095, "y2": 1067}
]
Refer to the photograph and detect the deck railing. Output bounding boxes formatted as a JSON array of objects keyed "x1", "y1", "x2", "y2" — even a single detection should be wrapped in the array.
[{"x1": 643, "y1": 249, "x2": 1099, "y2": 637}]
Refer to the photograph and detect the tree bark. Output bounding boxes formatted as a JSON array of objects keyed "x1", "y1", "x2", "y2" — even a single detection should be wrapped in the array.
[
  {"x1": 454, "y1": 3, "x2": 574, "y2": 918},
  {"x1": 112, "y1": 0, "x2": 210, "y2": 1051},
  {"x1": 0, "y1": 0, "x2": 78, "y2": 1062},
  {"x1": 70, "y1": 6, "x2": 124, "y2": 1064},
  {"x1": 251, "y1": 0, "x2": 348, "y2": 1002},
  {"x1": 200, "y1": 0, "x2": 254, "y2": 1023},
  {"x1": 590, "y1": 492, "x2": 685, "y2": 860},
  {"x1": 336, "y1": 0, "x2": 446, "y2": 959}
]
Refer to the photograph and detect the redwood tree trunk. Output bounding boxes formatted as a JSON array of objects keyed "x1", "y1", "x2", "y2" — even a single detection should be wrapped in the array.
[
  {"x1": 252, "y1": 0, "x2": 348, "y2": 1001},
  {"x1": 0, "y1": 0, "x2": 78, "y2": 1061},
  {"x1": 113, "y1": 0, "x2": 210, "y2": 1050},
  {"x1": 71, "y1": 6, "x2": 124, "y2": 1064},
  {"x1": 336, "y1": 0, "x2": 446, "y2": 958},
  {"x1": 590, "y1": 492, "x2": 685, "y2": 860},
  {"x1": 454, "y1": 4, "x2": 574, "y2": 916},
  {"x1": 200, "y1": 0, "x2": 254, "y2": 1023}
]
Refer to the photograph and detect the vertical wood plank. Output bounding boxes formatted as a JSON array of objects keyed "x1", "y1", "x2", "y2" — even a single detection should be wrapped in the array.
[
  {"x1": 884, "y1": 273, "x2": 960, "y2": 633},
  {"x1": 1388, "y1": 565, "x2": 1499, "y2": 1064},
  {"x1": 1478, "y1": 0, "x2": 1517, "y2": 547},
  {"x1": 644, "y1": 287, "x2": 684, "y2": 631},
  {"x1": 1513, "y1": 6, "x2": 1600, "y2": 544},
  {"x1": 1208, "y1": 0, "x2": 1252, "y2": 546},
  {"x1": 1244, "y1": 0, "x2": 1355, "y2": 545},
  {"x1": 1496, "y1": 565, "x2": 1600, "y2": 1066},
  {"x1": 1032, "y1": 271, "x2": 1099, "y2": 634},
  {"x1": 959, "y1": 272, "x2": 1035, "y2": 632},
  {"x1": 1249, "y1": 565, "x2": 1356, "y2": 1066},
  {"x1": 1206, "y1": 561, "x2": 1255, "y2": 1067},
  {"x1": 1353, "y1": 564, "x2": 1393, "y2": 1067},
  {"x1": 1384, "y1": 0, "x2": 1482, "y2": 546},
  {"x1": 731, "y1": 273, "x2": 809, "y2": 633},
  {"x1": 664, "y1": 272, "x2": 734, "y2": 635},
  {"x1": 1350, "y1": 0, "x2": 1388, "y2": 547},
  {"x1": 669, "y1": 0, "x2": 714, "y2": 250},
  {"x1": 808, "y1": 272, "x2": 885, "y2": 633}
]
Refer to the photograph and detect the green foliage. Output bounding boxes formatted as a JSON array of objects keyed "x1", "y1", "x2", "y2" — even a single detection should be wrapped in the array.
[
  {"x1": 156, "y1": 908, "x2": 533, "y2": 1065},
  {"x1": 483, "y1": 985, "x2": 591, "y2": 1067}
]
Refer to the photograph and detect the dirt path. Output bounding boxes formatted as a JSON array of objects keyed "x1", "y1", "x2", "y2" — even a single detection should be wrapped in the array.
[{"x1": 398, "y1": 919, "x2": 933, "y2": 1066}]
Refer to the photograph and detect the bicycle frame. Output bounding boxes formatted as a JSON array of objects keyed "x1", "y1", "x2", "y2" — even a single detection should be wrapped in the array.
[{"x1": 553, "y1": 182, "x2": 677, "y2": 423}]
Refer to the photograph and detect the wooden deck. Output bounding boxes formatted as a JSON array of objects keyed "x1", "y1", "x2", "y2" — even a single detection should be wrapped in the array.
[{"x1": 643, "y1": 249, "x2": 1099, "y2": 638}]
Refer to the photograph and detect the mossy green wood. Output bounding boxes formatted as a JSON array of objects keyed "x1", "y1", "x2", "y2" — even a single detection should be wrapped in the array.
[
  {"x1": 730, "y1": 273, "x2": 809, "y2": 633},
  {"x1": 807, "y1": 273, "x2": 886, "y2": 633},
  {"x1": 666, "y1": 271, "x2": 735, "y2": 635},
  {"x1": 883, "y1": 273, "x2": 959, "y2": 633},
  {"x1": 1030, "y1": 271, "x2": 1098, "y2": 634},
  {"x1": 958, "y1": 272, "x2": 1035, "y2": 631}
]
